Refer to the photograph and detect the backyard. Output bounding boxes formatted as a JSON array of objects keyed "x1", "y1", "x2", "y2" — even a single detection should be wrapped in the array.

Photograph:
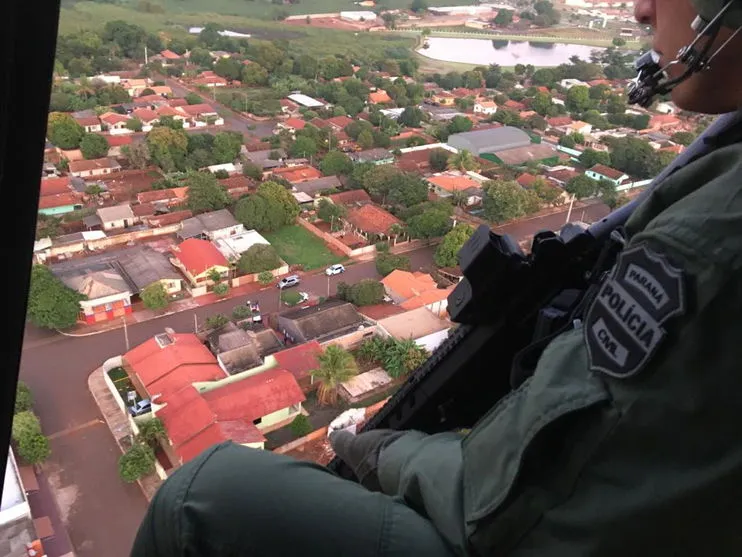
[{"x1": 265, "y1": 224, "x2": 344, "y2": 270}]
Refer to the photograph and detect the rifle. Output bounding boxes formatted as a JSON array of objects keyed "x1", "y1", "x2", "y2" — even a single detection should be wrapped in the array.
[{"x1": 327, "y1": 111, "x2": 742, "y2": 482}]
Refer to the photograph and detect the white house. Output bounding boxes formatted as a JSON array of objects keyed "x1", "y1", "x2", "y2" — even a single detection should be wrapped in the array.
[
  {"x1": 473, "y1": 100, "x2": 498, "y2": 115},
  {"x1": 559, "y1": 78, "x2": 588, "y2": 89},
  {"x1": 214, "y1": 230, "x2": 272, "y2": 262}
]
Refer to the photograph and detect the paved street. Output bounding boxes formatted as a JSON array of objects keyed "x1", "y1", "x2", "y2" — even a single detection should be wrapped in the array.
[{"x1": 19, "y1": 246, "x2": 436, "y2": 557}]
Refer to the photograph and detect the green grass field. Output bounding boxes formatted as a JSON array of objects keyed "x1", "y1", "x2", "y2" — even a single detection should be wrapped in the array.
[{"x1": 264, "y1": 224, "x2": 344, "y2": 270}]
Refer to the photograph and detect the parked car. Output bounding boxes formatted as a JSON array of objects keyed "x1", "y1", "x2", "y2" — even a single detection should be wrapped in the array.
[
  {"x1": 277, "y1": 275, "x2": 301, "y2": 289},
  {"x1": 325, "y1": 264, "x2": 346, "y2": 276},
  {"x1": 128, "y1": 399, "x2": 152, "y2": 417}
]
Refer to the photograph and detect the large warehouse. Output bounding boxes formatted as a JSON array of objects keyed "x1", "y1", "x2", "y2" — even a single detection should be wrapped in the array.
[{"x1": 447, "y1": 126, "x2": 531, "y2": 156}]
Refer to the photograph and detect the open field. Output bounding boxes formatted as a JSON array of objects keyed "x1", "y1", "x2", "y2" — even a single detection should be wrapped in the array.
[
  {"x1": 264, "y1": 225, "x2": 344, "y2": 270},
  {"x1": 394, "y1": 28, "x2": 642, "y2": 48}
]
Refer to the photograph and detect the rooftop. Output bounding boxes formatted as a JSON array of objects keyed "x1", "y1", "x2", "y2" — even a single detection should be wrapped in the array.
[
  {"x1": 214, "y1": 230, "x2": 271, "y2": 262},
  {"x1": 293, "y1": 175, "x2": 342, "y2": 196},
  {"x1": 279, "y1": 300, "x2": 366, "y2": 343},
  {"x1": 327, "y1": 189, "x2": 371, "y2": 206},
  {"x1": 174, "y1": 238, "x2": 229, "y2": 275},
  {"x1": 60, "y1": 268, "x2": 130, "y2": 299},
  {"x1": 447, "y1": 126, "x2": 531, "y2": 155},
  {"x1": 589, "y1": 164, "x2": 626, "y2": 180},
  {"x1": 346, "y1": 204, "x2": 401, "y2": 235},
  {"x1": 382, "y1": 270, "x2": 438, "y2": 300},
  {"x1": 427, "y1": 173, "x2": 482, "y2": 193},
  {"x1": 377, "y1": 306, "x2": 451, "y2": 340},
  {"x1": 97, "y1": 203, "x2": 135, "y2": 223},
  {"x1": 272, "y1": 340, "x2": 322, "y2": 381}
]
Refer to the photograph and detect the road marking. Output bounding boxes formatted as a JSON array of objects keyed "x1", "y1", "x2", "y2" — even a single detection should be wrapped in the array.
[{"x1": 47, "y1": 419, "x2": 104, "y2": 440}]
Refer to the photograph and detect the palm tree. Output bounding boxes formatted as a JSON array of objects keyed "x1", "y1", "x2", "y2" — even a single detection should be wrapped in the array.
[
  {"x1": 77, "y1": 78, "x2": 96, "y2": 101},
  {"x1": 448, "y1": 149, "x2": 480, "y2": 172},
  {"x1": 313, "y1": 345, "x2": 359, "y2": 406}
]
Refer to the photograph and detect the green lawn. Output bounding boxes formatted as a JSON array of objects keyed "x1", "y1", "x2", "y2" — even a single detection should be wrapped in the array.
[{"x1": 264, "y1": 225, "x2": 344, "y2": 270}]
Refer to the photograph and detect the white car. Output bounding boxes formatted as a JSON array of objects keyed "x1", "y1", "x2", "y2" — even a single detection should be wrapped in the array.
[
  {"x1": 298, "y1": 292, "x2": 310, "y2": 302},
  {"x1": 325, "y1": 264, "x2": 346, "y2": 276}
]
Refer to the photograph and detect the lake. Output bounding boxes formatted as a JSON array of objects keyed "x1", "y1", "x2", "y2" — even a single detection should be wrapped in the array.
[{"x1": 418, "y1": 37, "x2": 604, "y2": 67}]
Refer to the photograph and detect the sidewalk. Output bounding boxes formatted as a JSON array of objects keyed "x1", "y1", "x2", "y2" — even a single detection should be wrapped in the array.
[
  {"x1": 26, "y1": 466, "x2": 75, "y2": 557},
  {"x1": 87, "y1": 367, "x2": 162, "y2": 502}
]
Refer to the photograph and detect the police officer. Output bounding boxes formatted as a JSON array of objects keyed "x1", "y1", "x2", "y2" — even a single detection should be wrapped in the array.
[{"x1": 131, "y1": 0, "x2": 742, "y2": 555}]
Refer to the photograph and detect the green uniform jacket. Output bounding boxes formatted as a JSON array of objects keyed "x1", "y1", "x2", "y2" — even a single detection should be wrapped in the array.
[{"x1": 377, "y1": 141, "x2": 742, "y2": 556}]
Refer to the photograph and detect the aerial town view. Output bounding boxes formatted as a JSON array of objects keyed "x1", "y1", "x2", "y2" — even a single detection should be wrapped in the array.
[{"x1": 2, "y1": 0, "x2": 712, "y2": 554}]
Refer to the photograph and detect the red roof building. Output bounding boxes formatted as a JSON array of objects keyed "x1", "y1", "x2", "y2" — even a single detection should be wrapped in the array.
[
  {"x1": 132, "y1": 108, "x2": 159, "y2": 123},
  {"x1": 283, "y1": 117, "x2": 307, "y2": 131},
  {"x1": 346, "y1": 204, "x2": 401, "y2": 236},
  {"x1": 516, "y1": 173, "x2": 539, "y2": 188},
  {"x1": 178, "y1": 103, "x2": 217, "y2": 117},
  {"x1": 327, "y1": 189, "x2": 372, "y2": 206},
  {"x1": 105, "y1": 135, "x2": 133, "y2": 147},
  {"x1": 173, "y1": 238, "x2": 229, "y2": 277},
  {"x1": 271, "y1": 165, "x2": 322, "y2": 184},
  {"x1": 272, "y1": 340, "x2": 322, "y2": 383},
  {"x1": 39, "y1": 177, "x2": 72, "y2": 196},
  {"x1": 160, "y1": 49, "x2": 181, "y2": 60}
]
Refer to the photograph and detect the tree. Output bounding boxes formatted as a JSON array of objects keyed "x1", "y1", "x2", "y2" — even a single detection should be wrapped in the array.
[
  {"x1": 376, "y1": 252, "x2": 411, "y2": 276},
  {"x1": 671, "y1": 131, "x2": 696, "y2": 146},
  {"x1": 531, "y1": 91, "x2": 553, "y2": 115},
  {"x1": 12, "y1": 412, "x2": 50, "y2": 464},
  {"x1": 434, "y1": 224, "x2": 474, "y2": 267},
  {"x1": 136, "y1": 417, "x2": 166, "y2": 447},
  {"x1": 313, "y1": 345, "x2": 358, "y2": 406},
  {"x1": 258, "y1": 271, "x2": 274, "y2": 286},
  {"x1": 238, "y1": 244, "x2": 282, "y2": 274},
  {"x1": 140, "y1": 282, "x2": 169, "y2": 310},
  {"x1": 579, "y1": 148, "x2": 611, "y2": 168},
  {"x1": 406, "y1": 208, "x2": 452, "y2": 240},
  {"x1": 532, "y1": 178, "x2": 563, "y2": 207},
  {"x1": 185, "y1": 92, "x2": 203, "y2": 105},
  {"x1": 205, "y1": 314, "x2": 229, "y2": 330},
  {"x1": 612, "y1": 36, "x2": 627, "y2": 47},
  {"x1": 185, "y1": 170, "x2": 230, "y2": 213},
  {"x1": 599, "y1": 179, "x2": 619, "y2": 208},
  {"x1": 234, "y1": 181, "x2": 299, "y2": 232},
  {"x1": 118, "y1": 443, "x2": 155, "y2": 483},
  {"x1": 565, "y1": 174, "x2": 600, "y2": 199},
  {"x1": 357, "y1": 129, "x2": 374, "y2": 150},
  {"x1": 257, "y1": 181, "x2": 300, "y2": 226},
  {"x1": 214, "y1": 57, "x2": 243, "y2": 81},
  {"x1": 398, "y1": 106, "x2": 424, "y2": 128},
  {"x1": 290, "y1": 136, "x2": 318, "y2": 158},
  {"x1": 493, "y1": 9, "x2": 514, "y2": 26},
  {"x1": 212, "y1": 131, "x2": 243, "y2": 164},
  {"x1": 290, "y1": 414, "x2": 313, "y2": 437},
  {"x1": 482, "y1": 180, "x2": 531, "y2": 223},
  {"x1": 80, "y1": 133, "x2": 109, "y2": 159},
  {"x1": 566, "y1": 85, "x2": 592, "y2": 113},
  {"x1": 14, "y1": 382, "x2": 33, "y2": 414},
  {"x1": 27, "y1": 265, "x2": 83, "y2": 329},
  {"x1": 213, "y1": 282, "x2": 229, "y2": 296},
  {"x1": 242, "y1": 63, "x2": 270, "y2": 87},
  {"x1": 337, "y1": 279, "x2": 385, "y2": 306},
  {"x1": 410, "y1": 0, "x2": 428, "y2": 12},
  {"x1": 47, "y1": 112, "x2": 85, "y2": 149},
  {"x1": 429, "y1": 149, "x2": 449, "y2": 172},
  {"x1": 242, "y1": 161, "x2": 264, "y2": 180},
  {"x1": 559, "y1": 135, "x2": 576, "y2": 148},
  {"x1": 317, "y1": 198, "x2": 346, "y2": 226},
  {"x1": 382, "y1": 338, "x2": 428, "y2": 378},
  {"x1": 320, "y1": 151, "x2": 353, "y2": 176},
  {"x1": 448, "y1": 150, "x2": 479, "y2": 172},
  {"x1": 146, "y1": 126, "x2": 188, "y2": 172},
  {"x1": 126, "y1": 117, "x2": 143, "y2": 132}
]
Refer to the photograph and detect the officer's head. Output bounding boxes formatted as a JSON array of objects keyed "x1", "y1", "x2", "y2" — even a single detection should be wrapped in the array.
[{"x1": 634, "y1": 0, "x2": 742, "y2": 113}]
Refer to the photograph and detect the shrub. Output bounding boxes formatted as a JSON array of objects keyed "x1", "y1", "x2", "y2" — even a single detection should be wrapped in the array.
[
  {"x1": 213, "y1": 282, "x2": 229, "y2": 297},
  {"x1": 232, "y1": 305, "x2": 253, "y2": 320},
  {"x1": 336, "y1": 279, "x2": 384, "y2": 306},
  {"x1": 140, "y1": 282, "x2": 169, "y2": 310},
  {"x1": 118, "y1": 443, "x2": 155, "y2": 483},
  {"x1": 375, "y1": 253, "x2": 410, "y2": 277},
  {"x1": 281, "y1": 290, "x2": 302, "y2": 306},
  {"x1": 290, "y1": 414, "x2": 313, "y2": 437},
  {"x1": 14, "y1": 382, "x2": 33, "y2": 414},
  {"x1": 205, "y1": 313, "x2": 229, "y2": 330},
  {"x1": 136, "y1": 418, "x2": 166, "y2": 447},
  {"x1": 258, "y1": 271, "x2": 274, "y2": 286},
  {"x1": 12, "y1": 411, "x2": 50, "y2": 464}
]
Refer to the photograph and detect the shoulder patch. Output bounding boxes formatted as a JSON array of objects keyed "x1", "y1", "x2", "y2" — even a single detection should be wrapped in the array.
[{"x1": 585, "y1": 243, "x2": 686, "y2": 379}]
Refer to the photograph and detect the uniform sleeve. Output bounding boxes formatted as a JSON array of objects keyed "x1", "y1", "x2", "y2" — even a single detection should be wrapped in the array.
[{"x1": 378, "y1": 430, "x2": 469, "y2": 555}]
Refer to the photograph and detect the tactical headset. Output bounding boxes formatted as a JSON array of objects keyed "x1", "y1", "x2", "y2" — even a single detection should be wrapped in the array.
[{"x1": 627, "y1": 0, "x2": 742, "y2": 106}]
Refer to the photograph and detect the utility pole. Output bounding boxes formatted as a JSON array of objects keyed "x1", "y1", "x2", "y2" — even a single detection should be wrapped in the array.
[
  {"x1": 327, "y1": 274, "x2": 331, "y2": 297},
  {"x1": 194, "y1": 313, "x2": 198, "y2": 333},
  {"x1": 122, "y1": 316, "x2": 130, "y2": 351},
  {"x1": 565, "y1": 194, "x2": 576, "y2": 224},
  {"x1": 144, "y1": 45, "x2": 149, "y2": 66}
]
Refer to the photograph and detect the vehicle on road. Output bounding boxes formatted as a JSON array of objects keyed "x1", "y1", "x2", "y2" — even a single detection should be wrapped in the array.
[
  {"x1": 129, "y1": 399, "x2": 152, "y2": 417},
  {"x1": 245, "y1": 300, "x2": 262, "y2": 323},
  {"x1": 277, "y1": 275, "x2": 301, "y2": 289},
  {"x1": 325, "y1": 264, "x2": 346, "y2": 276}
]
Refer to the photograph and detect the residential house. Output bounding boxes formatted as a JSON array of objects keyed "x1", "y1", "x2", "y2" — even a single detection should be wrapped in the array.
[
  {"x1": 155, "y1": 105, "x2": 190, "y2": 127},
  {"x1": 349, "y1": 148, "x2": 394, "y2": 165},
  {"x1": 376, "y1": 306, "x2": 451, "y2": 352},
  {"x1": 326, "y1": 189, "x2": 372, "y2": 207},
  {"x1": 473, "y1": 100, "x2": 497, "y2": 115},
  {"x1": 325, "y1": 115, "x2": 354, "y2": 131},
  {"x1": 54, "y1": 264, "x2": 132, "y2": 324},
  {"x1": 99, "y1": 112, "x2": 131, "y2": 133},
  {"x1": 544, "y1": 166, "x2": 580, "y2": 187},
  {"x1": 559, "y1": 78, "x2": 588, "y2": 89},
  {"x1": 68, "y1": 158, "x2": 122, "y2": 178},
  {"x1": 116, "y1": 246, "x2": 183, "y2": 295},
  {"x1": 192, "y1": 71, "x2": 228, "y2": 88},
  {"x1": 178, "y1": 209, "x2": 245, "y2": 241},
  {"x1": 207, "y1": 322, "x2": 269, "y2": 374},
  {"x1": 503, "y1": 99, "x2": 526, "y2": 112},
  {"x1": 171, "y1": 238, "x2": 231, "y2": 286},
  {"x1": 432, "y1": 91, "x2": 456, "y2": 106},
  {"x1": 293, "y1": 175, "x2": 342, "y2": 198},
  {"x1": 275, "y1": 117, "x2": 307, "y2": 135},
  {"x1": 153, "y1": 49, "x2": 181, "y2": 65},
  {"x1": 345, "y1": 204, "x2": 402, "y2": 240},
  {"x1": 447, "y1": 126, "x2": 531, "y2": 156},
  {"x1": 120, "y1": 78, "x2": 152, "y2": 97},
  {"x1": 287, "y1": 93, "x2": 327, "y2": 110},
  {"x1": 368, "y1": 90, "x2": 393, "y2": 104},
  {"x1": 277, "y1": 300, "x2": 371, "y2": 346},
  {"x1": 517, "y1": 172, "x2": 570, "y2": 204},
  {"x1": 244, "y1": 148, "x2": 284, "y2": 170},
  {"x1": 381, "y1": 269, "x2": 452, "y2": 317},
  {"x1": 177, "y1": 103, "x2": 223, "y2": 126},
  {"x1": 73, "y1": 116, "x2": 102, "y2": 133},
  {"x1": 38, "y1": 177, "x2": 83, "y2": 216},
  {"x1": 426, "y1": 173, "x2": 483, "y2": 206},
  {"x1": 272, "y1": 340, "x2": 322, "y2": 392},
  {"x1": 214, "y1": 229, "x2": 272, "y2": 263},
  {"x1": 279, "y1": 98, "x2": 300, "y2": 115},
  {"x1": 219, "y1": 176, "x2": 255, "y2": 199},
  {"x1": 270, "y1": 165, "x2": 322, "y2": 184},
  {"x1": 95, "y1": 204, "x2": 139, "y2": 230},
  {"x1": 585, "y1": 164, "x2": 630, "y2": 186},
  {"x1": 546, "y1": 116, "x2": 573, "y2": 130},
  {"x1": 137, "y1": 186, "x2": 189, "y2": 207}
]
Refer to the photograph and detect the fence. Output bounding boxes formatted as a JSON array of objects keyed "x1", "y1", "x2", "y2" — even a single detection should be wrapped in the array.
[{"x1": 230, "y1": 264, "x2": 290, "y2": 287}]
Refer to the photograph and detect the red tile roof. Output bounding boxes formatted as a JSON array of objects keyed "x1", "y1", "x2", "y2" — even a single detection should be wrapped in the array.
[
  {"x1": 74, "y1": 116, "x2": 101, "y2": 127},
  {"x1": 271, "y1": 165, "x2": 322, "y2": 184},
  {"x1": 327, "y1": 189, "x2": 371, "y2": 206},
  {"x1": 326, "y1": 116, "x2": 354, "y2": 129},
  {"x1": 346, "y1": 204, "x2": 401, "y2": 235},
  {"x1": 589, "y1": 164, "x2": 626, "y2": 180},
  {"x1": 145, "y1": 210, "x2": 193, "y2": 227},
  {"x1": 105, "y1": 135, "x2": 133, "y2": 147},
  {"x1": 357, "y1": 303, "x2": 406, "y2": 321},
  {"x1": 39, "y1": 177, "x2": 72, "y2": 196},
  {"x1": 136, "y1": 186, "x2": 189, "y2": 204},
  {"x1": 428, "y1": 174, "x2": 481, "y2": 193},
  {"x1": 131, "y1": 202, "x2": 156, "y2": 217},
  {"x1": 124, "y1": 333, "x2": 225, "y2": 398},
  {"x1": 368, "y1": 90, "x2": 392, "y2": 104},
  {"x1": 219, "y1": 175, "x2": 254, "y2": 194},
  {"x1": 272, "y1": 341, "x2": 322, "y2": 381},
  {"x1": 68, "y1": 158, "x2": 119, "y2": 173},
  {"x1": 382, "y1": 270, "x2": 438, "y2": 300},
  {"x1": 547, "y1": 116, "x2": 573, "y2": 127},
  {"x1": 99, "y1": 112, "x2": 130, "y2": 125},
  {"x1": 284, "y1": 117, "x2": 307, "y2": 130},
  {"x1": 202, "y1": 368, "x2": 305, "y2": 422},
  {"x1": 157, "y1": 385, "x2": 215, "y2": 446},
  {"x1": 160, "y1": 49, "x2": 181, "y2": 60},
  {"x1": 168, "y1": 98, "x2": 188, "y2": 107},
  {"x1": 132, "y1": 108, "x2": 159, "y2": 122},
  {"x1": 516, "y1": 173, "x2": 539, "y2": 188},
  {"x1": 178, "y1": 103, "x2": 217, "y2": 117},
  {"x1": 38, "y1": 193, "x2": 80, "y2": 210},
  {"x1": 175, "y1": 238, "x2": 229, "y2": 276},
  {"x1": 400, "y1": 287, "x2": 452, "y2": 310}
]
